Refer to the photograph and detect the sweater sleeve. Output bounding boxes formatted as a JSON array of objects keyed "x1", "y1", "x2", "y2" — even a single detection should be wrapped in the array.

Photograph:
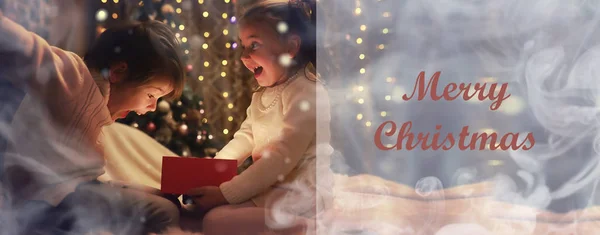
[
  {"x1": 214, "y1": 105, "x2": 255, "y2": 165},
  {"x1": 0, "y1": 14, "x2": 112, "y2": 157},
  {"x1": 219, "y1": 79, "x2": 317, "y2": 204}
]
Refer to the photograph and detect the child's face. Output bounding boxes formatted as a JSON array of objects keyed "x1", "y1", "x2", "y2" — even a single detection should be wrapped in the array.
[
  {"x1": 239, "y1": 22, "x2": 297, "y2": 87},
  {"x1": 108, "y1": 75, "x2": 173, "y2": 120}
]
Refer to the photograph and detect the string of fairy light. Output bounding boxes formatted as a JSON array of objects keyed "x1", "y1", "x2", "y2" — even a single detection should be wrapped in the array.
[
  {"x1": 351, "y1": 0, "x2": 392, "y2": 128},
  {"x1": 191, "y1": 0, "x2": 238, "y2": 139}
]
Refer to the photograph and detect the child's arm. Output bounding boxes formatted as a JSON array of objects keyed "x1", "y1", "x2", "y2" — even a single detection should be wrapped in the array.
[
  {"x1": 214, "y1": 106, "x2": 255, "y2": 164},
  {"x1": 0, "y1": 13, "x2": 112, "y2": 155},
  {"x1": 219, "y1": 80, "x2": 325, "y2": 204}
]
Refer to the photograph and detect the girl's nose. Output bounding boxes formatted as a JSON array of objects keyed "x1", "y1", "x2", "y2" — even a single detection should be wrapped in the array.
[
  {"x1": 147, "y1": 101, "x2": 157, "y2": 112},
  {"x1": 241, "y1": 49, "x2": 250, "y2": 59}
]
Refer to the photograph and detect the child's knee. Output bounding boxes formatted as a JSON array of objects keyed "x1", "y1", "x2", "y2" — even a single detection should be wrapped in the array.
[{"x1": 201, "y1": 206, "x2": 230, "y2": 232}]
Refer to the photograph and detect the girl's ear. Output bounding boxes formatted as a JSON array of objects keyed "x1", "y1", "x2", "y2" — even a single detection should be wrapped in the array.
[
  {"x1": 287, "y1": 34, "x2": 301, "y2": 58},
  {"x1": 109, "y1": 62, "x2": 128, "y2": 83}
]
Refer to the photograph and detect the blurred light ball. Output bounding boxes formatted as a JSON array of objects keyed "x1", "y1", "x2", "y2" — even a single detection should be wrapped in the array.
[
  {"x1": 96, "y1": 9, "x2": 108, "y2": 22},
  {"x1": 200, "y1": 109, "x2": 205, "y2": 114},
  {"x1": 232, "y1": 42, "x2": 238, "y2": 49},
  {"x1": 278, "y1": 53, "x2": 292, "y2": 67},
  {"x1": 158, "y1": 100, "x2": 170, "y2": 112},
  {"x1": 179, "y1": 124, "x2": 189, "y2": 135},
  {"x1": 299, "y1": 100, "x2": 310, "y2": 111},
  {"x1": 131, "y1": 122, "x2": 139, "y2": 128},
  {"x1": 277, "y1": 21, "x2": 288, "y2": 34},
  {"x1": 187, "y1": 64, "x2": 193, "y2": 72},
  {"x1": 230, "y1": 16, "x2": 237, "y2": 23},
  {"x1": 498, "y1": 96, "x2": 526, "y2": 116},
  {"x1": 147, "y1": 122, "x2": 156, "y2": 132},
  {"x1": 181, "y1": 113, "x2": 187, "y2": 119},
  {"x1": 177, "y1": 101, "x2": 182, "y2": 106},
  {"x1": 215, "y1": 161, "x2": 228, "y2": 172}
]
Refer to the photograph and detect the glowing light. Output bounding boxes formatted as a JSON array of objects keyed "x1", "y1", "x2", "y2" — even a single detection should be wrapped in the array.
[
  {"x1": 480, "y1": 77, "x2": 497, "y2": 83},
  {"x1": 222, "y1": 13, "x2": 228, "y2": 18},
  {"x1": 356, "y1": 38, "x2": 363, "y2": 44},
  {"x1": 223, "y1": 92, "x2": 229, "y2": 98},
  {"x1": 382, "y1": 28, "x2": 389, "y2": 34},
  {"x1": 176, "y1": 8, "x2": 182, "y2": 14},
  {"x1": 228, "y1": 116, "x2": 233, "y2": 121},
  {"x1": 359, "y1": 54, "x2": 365, "y2": 60},
  {"x1": 222, "y1": 60, "x2": 228, "y2": 66},
  {"x1": 386, "y1": 77, "x2": 394, "y2": 83},
  {"x1": 357, "y1": 86, "x2": 364, "y2": 92},
  {"x1": 358, "y1": 98, "x2": 364, "y2": 104},
  {"x1": 228, "y1": 103, "x2": 234, "y2": 109},
  {"x1": 113, "y1": 0, "x2": 119, "y2": 3},
  {"x1": 175, "y1": 33, "x2": 180, "y2": 38},
  {"x1": 488, "y1": 160, "x2": 504, "y2": 166},
  {"x1": 360, "y1": 25, "x2": 367, "y2": 31},
  {"x1": 184, "y1": 50, "x2": 189, "y2": 54},
  {"x1": 356, "y1": 113, "x2": 363, "y2": 120},
  {"x1": 202, "y1": 43, "x2": 208, "y2": 49},
  {"x1": 383, "y1": 12, "x2": 391, "y2": 17},
  {"x1": 224, "y1": 0, "x2": 230, "y2": 3},
  {"x1": 479, "y1": 128, "x2": 496, "y2": 135},
  {"x1": 96, "y1": 9, "x2": 108, "y2": 22},
  {"x1": 355, "y1": 8, "x2": 362, "y2": 15},
  {"x1": 360, "y1": 68, "x2": 366, "y2": 74},
  {"x1": 204, "y1": 61, "x2": 210, "y2": 67},
  {"x1": 225, "y1": 43, "x2": 231, "y2": 48},
  {"x1": 366, "y1": 121, "x2": 372, "y2": 127},
  {"x1": 101, "y1": 0, "x2": 107, "y2": 3},
  {"x1": 381, "y1": 111, "x2": 387, "y2": 117},
  {"x1": 385, "y1": 95, "x2": 392, "y2": 100},
  {"x1": 182, "y1": 37, "x2": 188, "y2": 43},
  {"x1": 498, "y1": 96, "x2": 526, "y2": 116},
  {"x1": 204, "y1": 32, "x2": 210, "y2": 37},
  {"x1": 223, "y1": 129, "x2": 229, "y2": 134},
  {"x1": 223, "y1": 29, "x2": 229, "y2": 35},
  {"x1": 378, "y1": 44, "x2": 385, "y2": 50},
  {"x1": 198, "y1": 0, "x2": 204, "y2": 3},
  {"x1": 277, "y1": 22, "x2": 288, "y2": 33},
  {"x1": 221, "y1": 72, "x2": 227, "y2": 77},
  {"x1": 179, "y1": 25, "x2": 185, "y2": 30},
  {"x1": 198, "y1": 76, "x2": 204, "y2": 81},
  {"x1": 176, "y1": 0, "x2": 182, "y2": 3},
  {"x1": 203, "y1": 11, "x2": 209, "y2": 17},
  {"x1": 112, "y1": 13, "x2": 118, "y2": 19}
]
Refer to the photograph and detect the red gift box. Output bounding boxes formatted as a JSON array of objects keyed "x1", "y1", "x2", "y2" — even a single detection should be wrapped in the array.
[{"x1": 160, "y1": 156, "x2": 237, "y2": 194}]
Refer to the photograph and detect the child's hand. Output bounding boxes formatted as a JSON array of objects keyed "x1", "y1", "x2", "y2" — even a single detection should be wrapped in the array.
[{"x1": 186, "y1": 186, "x2": 228, "y2": 211}]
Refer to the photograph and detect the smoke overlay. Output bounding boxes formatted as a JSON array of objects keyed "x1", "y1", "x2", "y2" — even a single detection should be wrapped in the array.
[{"x1": 319, "y1": 0, "x2": 600, "y2": 234}]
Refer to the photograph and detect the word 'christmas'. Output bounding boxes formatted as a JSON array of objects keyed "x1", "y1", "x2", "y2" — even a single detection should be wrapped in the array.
[{"x1": 374, "y1": 121, "x2": 535, "y2": 151}]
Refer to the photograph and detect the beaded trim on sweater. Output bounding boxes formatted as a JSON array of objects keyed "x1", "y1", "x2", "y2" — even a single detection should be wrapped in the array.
[{"x1": 257, "y1": 72, "x2": 299, "y2": 112}]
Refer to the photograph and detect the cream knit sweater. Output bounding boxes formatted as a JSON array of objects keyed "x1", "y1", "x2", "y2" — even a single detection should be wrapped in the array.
[
  {"x1": 216, "y1": 69, "x2": 332, "y2": 210},
  {"x1": 0, "y1": 13, "x2": 113, "y2": 206}
]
